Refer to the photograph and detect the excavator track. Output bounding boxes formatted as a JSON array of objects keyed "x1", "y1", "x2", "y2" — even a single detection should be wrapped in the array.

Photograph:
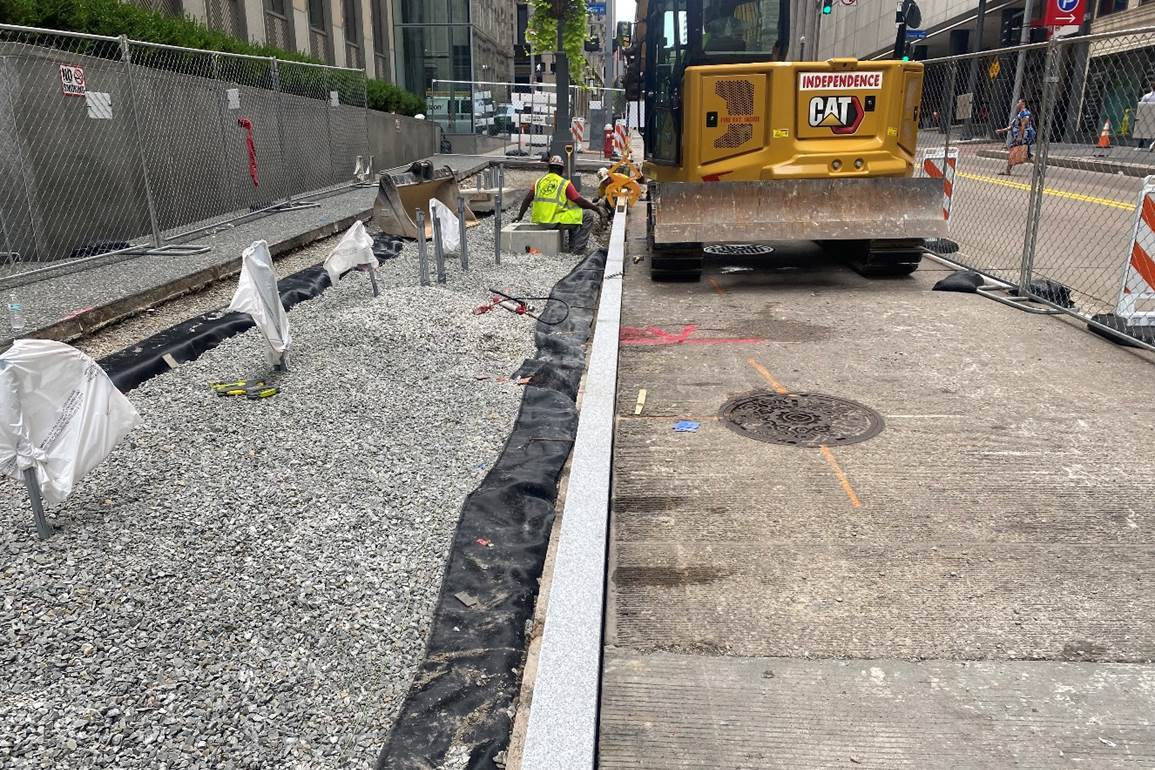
[
  {"x1": 825, "y1": 239, "x2": 925, "y2": 278},
  {"x1": 647, "y1": 200, "x2": 703, "y2": 281}
]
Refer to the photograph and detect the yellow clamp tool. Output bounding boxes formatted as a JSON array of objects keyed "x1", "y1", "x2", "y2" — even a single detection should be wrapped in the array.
[
  {"x1": 210, "y1": 378, "x2": 279, "y2": 400},
  {"x1": 604, "y1": 157, "x2": 643, "y2": 208}
]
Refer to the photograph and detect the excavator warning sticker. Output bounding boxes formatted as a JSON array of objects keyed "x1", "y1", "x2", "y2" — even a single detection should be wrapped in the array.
[
  {"x1": 807, "y1": 95, "x2": 864, "y2": 134},
  {"x1": 799, "y1": 72, "x2": 883, "y2": 90}
]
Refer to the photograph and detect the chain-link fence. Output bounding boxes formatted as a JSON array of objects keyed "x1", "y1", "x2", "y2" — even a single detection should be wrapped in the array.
[
  {"x1": 917, "y1": 27, "x2": 1155, "y2": 349},
  {"x1": 426, "y1": 79, "x2": 626, "y2": 158},
  {"x1": 0, "y1": 23, "x2": 371, "y2": 286}
]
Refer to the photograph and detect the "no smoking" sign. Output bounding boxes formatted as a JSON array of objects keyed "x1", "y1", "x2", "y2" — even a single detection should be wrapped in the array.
[{"x1": 59, "y1": 64, "x2": 86, "y2": 96}]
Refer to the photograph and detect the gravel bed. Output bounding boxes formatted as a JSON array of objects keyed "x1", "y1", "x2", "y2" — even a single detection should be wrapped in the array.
[{"x1": 0, "y1": 220, "x2": 582, "y2": 769}]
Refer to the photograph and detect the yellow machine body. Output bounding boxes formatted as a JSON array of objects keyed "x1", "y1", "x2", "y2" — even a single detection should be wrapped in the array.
[{"x1": 646, "y1": 58, "x2": 924, "y2": 183}]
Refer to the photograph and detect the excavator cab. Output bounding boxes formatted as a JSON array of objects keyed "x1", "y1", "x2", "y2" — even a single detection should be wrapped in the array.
[{"x1": 630, "y1": 0, "x2": 946, "y2": 280}]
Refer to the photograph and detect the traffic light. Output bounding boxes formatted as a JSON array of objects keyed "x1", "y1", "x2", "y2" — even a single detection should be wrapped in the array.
[{"x1": 821, "y1": 0, "x2": 833, "y2": 14}]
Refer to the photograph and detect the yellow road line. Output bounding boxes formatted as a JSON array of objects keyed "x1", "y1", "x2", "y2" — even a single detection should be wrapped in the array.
[
  {"x1": 957, "y1": 171, "x2": 1133, "y2": 210},
  {"x1": 820, "y1": 446, "x2": 863, "y2": 509},
  {"x1": 746, "y1": 357, "x2": 789, "y2": 395}
]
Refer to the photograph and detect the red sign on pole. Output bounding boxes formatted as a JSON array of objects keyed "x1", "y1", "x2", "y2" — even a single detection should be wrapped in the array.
[{"x1": 1042, "y1": 0, "x2": 1085, "y2": 28}]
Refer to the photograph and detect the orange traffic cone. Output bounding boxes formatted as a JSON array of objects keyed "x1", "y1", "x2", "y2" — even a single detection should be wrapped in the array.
[{"x1": 1098, "y1": 119, "x2": 1112, "y2": 149}]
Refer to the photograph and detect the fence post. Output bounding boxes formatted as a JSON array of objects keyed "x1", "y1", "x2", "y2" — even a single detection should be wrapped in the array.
[
  {"x1": 494, "y1": 165, "x2": 503, "y2": 266},
  {"x1": 943, "y1": 59, "x2": 956, "y2": 160},
  {"x1": 1019, "y1": 38, "x2": 1062, "y2": 294},
  {"x1": 210, "y1": 53, "x2": 241, "y2": 215},
  {"x1": 118, "y1": 36, "x2": 163, "y2": 248},
  {"x1": 325, "y1": 68, "x2": 337, "y2": 184},
  {"x1": 270, "y1": 57, "x2": 291, "y2": 205},
  {"x1": 362, "y1": 72, "x2": 370, "y2": 175}
]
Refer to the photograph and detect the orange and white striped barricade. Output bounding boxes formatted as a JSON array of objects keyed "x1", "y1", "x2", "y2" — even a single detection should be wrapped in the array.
[
  {"x1": 1112, "y1": 175, "x2": 1155, "y2": 327},
  {"x1": 570, "y1": 117, "x2": 586, "y2": 152},
  {"x1": 915, "y1": 146, "x2": 959, "y2": 222},
  {"x1": 613, "y1": 120, "x2": 629, "y2": 157}
]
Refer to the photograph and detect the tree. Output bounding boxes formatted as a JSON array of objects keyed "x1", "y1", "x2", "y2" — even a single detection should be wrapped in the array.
[
  {"x1": 525, "y1": 0, "x2": 588, "y2": 85},
  {"x1": 525, "y1": 0, "x2": 588, "y2": 155}
]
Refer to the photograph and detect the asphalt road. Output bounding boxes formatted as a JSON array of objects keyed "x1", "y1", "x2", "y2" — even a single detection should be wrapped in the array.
[{"x1": 924, "y1": 145, "x2": 1142, "y2": 312}]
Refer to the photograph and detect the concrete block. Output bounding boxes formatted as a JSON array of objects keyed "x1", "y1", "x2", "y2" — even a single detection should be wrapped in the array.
[
  {"x1": 501, "y1": 223, "x2": 561, "y2": 255},
  {"x1": 463, "y1": 186, "x2": 518, "y2": 213}
]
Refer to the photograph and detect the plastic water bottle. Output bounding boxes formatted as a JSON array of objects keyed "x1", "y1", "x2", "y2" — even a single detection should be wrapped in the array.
[{"x1": 7, "y1": 293, "x2": 25, "y2": 335}]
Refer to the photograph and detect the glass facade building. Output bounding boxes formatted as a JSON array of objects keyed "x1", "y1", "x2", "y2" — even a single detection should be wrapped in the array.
[{"x1": 393, "y1": 0, "x2": 514, "y2": 95}]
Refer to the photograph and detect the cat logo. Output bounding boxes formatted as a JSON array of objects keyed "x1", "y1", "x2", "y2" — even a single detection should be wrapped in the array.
[{"x1": 807, "y1": 95, "x2": 864, "y2": 135}]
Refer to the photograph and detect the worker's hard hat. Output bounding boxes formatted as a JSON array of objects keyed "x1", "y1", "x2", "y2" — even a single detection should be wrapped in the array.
[
  {"x1": 413, "y1": 113, "x2": 426, "y2": 120},
  {"x1": 548, "y1": 155, "x2": 564, "y2": 166},
  {"x1": 596, "y1": 167, "x2": 610, "y2": 181},
  {"x1": 604, "y1": 123, "x2": 613, "y2": 131}
]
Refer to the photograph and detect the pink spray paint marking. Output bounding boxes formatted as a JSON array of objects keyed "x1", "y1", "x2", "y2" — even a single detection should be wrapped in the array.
[{"x1": 619, "y1": 324, "x2": 762, "y2": 346}]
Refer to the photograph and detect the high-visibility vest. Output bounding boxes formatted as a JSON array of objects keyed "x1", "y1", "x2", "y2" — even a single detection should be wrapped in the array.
[{"x1": 531, "y1": 173, "x2": 583, "y2": 225}]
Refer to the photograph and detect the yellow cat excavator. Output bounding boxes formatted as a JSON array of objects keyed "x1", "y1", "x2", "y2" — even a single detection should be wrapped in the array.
[{"x1": 628, "y1": 0, "x2": 945, "y2": 279}]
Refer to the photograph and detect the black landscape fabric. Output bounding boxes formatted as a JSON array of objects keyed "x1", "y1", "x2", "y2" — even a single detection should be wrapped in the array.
[{"x1": 375, "y1": 249, "x2": 607, "y2": 770}]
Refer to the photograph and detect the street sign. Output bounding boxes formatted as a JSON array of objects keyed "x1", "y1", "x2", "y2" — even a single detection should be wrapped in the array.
[
  {"x1": 1043, "y1": 0, "x2": 1084, "y2": 28},
  {"x1": 905, "y1": 29, "x2": 927, "y2": 39},
  {"x1": 588, "y1": 2, "x2": 606, "y2": 14}
]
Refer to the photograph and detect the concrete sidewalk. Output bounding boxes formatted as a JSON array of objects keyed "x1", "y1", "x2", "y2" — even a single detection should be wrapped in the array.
[
  {"x1": 977, "y1": 142, "x2": 1155, "y2": 178},
  {"x1": 599, "y1": 234, "x2": 1155, "y2": 768},
  {"x1": 2, "y1": 154, "x2": 492, "y2": 347}
]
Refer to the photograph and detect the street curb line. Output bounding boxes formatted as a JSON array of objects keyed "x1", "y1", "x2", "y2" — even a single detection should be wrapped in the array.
[
  {"x1": 520, "y1": 201, "x2": 627, "y2": 770},
  {"x1": 6, "y1": 208, "x2": 371, "y2": 349}
]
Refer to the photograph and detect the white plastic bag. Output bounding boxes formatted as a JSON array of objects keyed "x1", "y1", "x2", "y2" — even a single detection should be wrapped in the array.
[
  {"x1": 324, "y1": 221, "x2": 376, "y2": 285},
  {"x1": 0, "y1": 340, "x2": 140, "y2": 504},
  {"x1": 229, "y1": 240, "x2": 291, "y2": 367},
  {"x1": 429, "y1": 198, "x2": 461, "y2": 252}
]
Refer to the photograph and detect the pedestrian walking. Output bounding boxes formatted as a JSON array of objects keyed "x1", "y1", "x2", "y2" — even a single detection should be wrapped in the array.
[
  {"x1": 515, "y1": 155, "x2": 606, "y2": 254},
  {"x1": 1134, "y1": 81, "x2": 1155, "y2": 149},
  {"x1": 996, "y1": 98, "x2": 1036, "y2": 175}
]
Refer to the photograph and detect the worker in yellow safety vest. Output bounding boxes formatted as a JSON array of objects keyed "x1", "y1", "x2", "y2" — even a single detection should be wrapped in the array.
[{"x1": 515, "y1": 155, "x2": 605, "y2": 253}]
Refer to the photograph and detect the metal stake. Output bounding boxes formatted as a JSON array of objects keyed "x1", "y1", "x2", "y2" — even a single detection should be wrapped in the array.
[
  {"x1": 457, "y1": 196, "x2": 469, "y2": 271},
  {"x1": 368, "y1": 266, "x2": 380, "y2": 297},
  {"x1": 494, "y1": 165, "x2": 503, "y2": 266},
  {"x1": 23, "y1": 467, "x2": 52, "y2": 540},
  {"x1": 432, "y1": 212, "x2": 447, "y2": 285},
  {"x1": 416, "y1": 209, "x2": 430, "y2": 286}
]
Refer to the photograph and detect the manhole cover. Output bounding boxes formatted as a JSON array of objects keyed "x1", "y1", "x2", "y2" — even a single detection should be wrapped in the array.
[
  {"x1": 719, "y1": 392, "x2": 884, "y2": 447},
  {"x1": 703, "y1": 244, "x2": 775, "y2": 257}
]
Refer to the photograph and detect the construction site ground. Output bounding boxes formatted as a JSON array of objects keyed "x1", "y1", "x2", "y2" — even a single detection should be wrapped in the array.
[{"x1": 598, "y1": 220, "x2": 1155, "y2": 768}]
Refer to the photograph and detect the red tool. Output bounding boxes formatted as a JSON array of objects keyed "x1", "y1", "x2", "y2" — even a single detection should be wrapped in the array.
[
  {"x1": 472, "y1": 288, "x2": 569, "y2": 325},
  {"x1": 237, "y1": 117, "x2": 259, "y2": 186}
]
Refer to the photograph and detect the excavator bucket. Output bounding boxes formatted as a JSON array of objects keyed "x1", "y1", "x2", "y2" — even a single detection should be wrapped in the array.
[
  {"x1": 650, "y1": 178, "x2": 948, "y2": 244},
  {"x1": 372, "y1": 161, "x2": 480, "y2": 239}
]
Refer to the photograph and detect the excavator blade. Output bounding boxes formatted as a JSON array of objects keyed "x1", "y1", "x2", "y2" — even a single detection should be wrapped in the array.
[
  {"x1": 373, "y1": 161, "x2": 479, "y2": 239},
  {"x1": 650, "y1": 178, "x2": 948, "y2": 244}
]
